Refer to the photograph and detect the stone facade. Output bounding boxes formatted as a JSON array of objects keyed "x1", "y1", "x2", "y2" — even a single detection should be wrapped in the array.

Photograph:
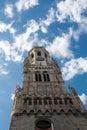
[{"x1": 9, "y1": 47, "x2": 87, "y2": 130}]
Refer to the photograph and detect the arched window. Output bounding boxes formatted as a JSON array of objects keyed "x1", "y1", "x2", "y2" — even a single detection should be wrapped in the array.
[
  {"x1": 31, "y1": 53, "x2": 34, "y2": 59},
  {"x1": 43, "y1": 72, "x2": 50, "y2": 82},
  {"x1": 36, "y1": 120, "x2": 52, "y2": 130},
  {"x1": 37, "y1": 51, "x2": 41, "y2": 56},
  {"x1": 35, "y1": 71, "x2": 42, "y2": 81},
  {"x1": 24, "y1": 98, "x2": 27, "y2": 105},
  {"x1": 28, "y1": 98, "x2": 32, "y2": 105},
  {"x1": 45, "y1": 53, "x2": 47, "y2": 58},
  {"x1": 34, "y1": 97, "x2": 42, "y2": 105},
  {"x1": 44, "y1": 97, "x2": 52, "y2": 105},
  {"x1": 24, "y1": 98, "x2": 32, "y2": 105},
  {"x1": 54, "y1": 97, "x2": 63, "y2": 105},
  {"x1": 64, "y1": 98, "x2": 73, "y2": 105}
]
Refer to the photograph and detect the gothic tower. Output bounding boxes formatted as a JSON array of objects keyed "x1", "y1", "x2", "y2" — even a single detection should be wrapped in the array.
[{"x1": 9, "y1": 47, "x2": 87, "y2": 130}]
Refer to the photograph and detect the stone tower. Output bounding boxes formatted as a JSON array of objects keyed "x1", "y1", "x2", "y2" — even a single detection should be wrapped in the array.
[{"x1": 9, "y1": 47, "x2": 87, "y2": 130}]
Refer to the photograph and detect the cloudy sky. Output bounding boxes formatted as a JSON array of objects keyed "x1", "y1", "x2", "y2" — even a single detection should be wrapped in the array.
[{"x1": 0, "y1": 0, "x2": 87, "y2": 129}]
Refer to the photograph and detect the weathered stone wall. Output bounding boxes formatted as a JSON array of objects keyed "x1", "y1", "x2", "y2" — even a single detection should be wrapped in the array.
[{"x1": 10, "y1": 112, "x2": 87, "y2": 130}]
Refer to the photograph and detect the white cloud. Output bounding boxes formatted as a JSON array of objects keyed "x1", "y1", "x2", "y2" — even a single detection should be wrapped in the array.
[
  {"x1": 0, "y1": 21, "x2": 16, "y2": 34},
  {"x1": 0, "y1": 21, "x2": 9, "y2": 33},
  {"x1": 40, "y1": 8, "x2": 55, "y2": 33},
  {"x1": 0, "y1": 56, "x2": 8, "y2": 75},
  {"x1": 79, "y1": 93, "x2": 87, "y2": 104},
  {"x1": 25, "y1": 19, "x2": 39, "y2": 34},
  {"x1": 56, "y1": 0, "x2": 87, "y2": 23},
  {"x1": 0, "y1": 40, "x2": 12, "y2": 61},
  {"x1": 73, "y1": 20, "x2": 87, "y2": 41},
  {"x1": 0, "y1": 20, "x2": 39, "y2": 62},
  {"x1": 15, "y1": 0, "x2": 39, "y2": 12},
  {"x1": 14, "y1": 33, "x2": 38, "y2": 55},
  {"x1": 46, "y1": 28, "x2": 74, "y2": 59},
  {"x1": 55, "y1": 0, "x2": 87, "y2": 42},
  {"x1": 62, "y1": 57, "x2": 87, "y2": 80},
  {"x1": 14, "y1": 19, "x2": 39, "y2": 52},
  {"x1": 38, "y1": 39, "x2": 50, "y2": 46},
  {"x1": 0, "y1": 40, "x2": 23, "y2": 62},
  {"x1": 4, "y1": 4, "x2": 14, "y2": 18},
  {"x1": 0, "y1": 65, "x2": 8, "y2": 75},
  {"x1": 11, "y1": 93, "x2": 15, "y2": 101}
]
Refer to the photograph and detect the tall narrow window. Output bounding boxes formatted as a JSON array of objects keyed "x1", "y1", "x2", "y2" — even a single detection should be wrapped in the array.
[
  {"x1": 64, "y1": 98, "x2": 73, "y2": 105},
  {"x1": 44, "y1": 97, "x2": 52, "y2": 105},
  {"x1": 43, "y1": 72, "x2": 50, "y2": 81},
  {"x1": 31, "y1": 53, "x2": 34, "y2": 59},
  {"x1": 54, "y1": 97, "x2": 63, "y2": 105},
  {"x1": 34, "y1": 97, "x2": 42, "y2": 105},
  {"x1": 28, "y1": 98, "x2": 32, "y2": 105},
  {"x1": 35, "y1": 72, "x2": 42, "y2": 81}
]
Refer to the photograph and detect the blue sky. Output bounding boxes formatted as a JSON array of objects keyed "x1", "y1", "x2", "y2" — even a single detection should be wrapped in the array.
[{"x1": 0, "y1": 0, "x2": 87, "y2": 129}]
